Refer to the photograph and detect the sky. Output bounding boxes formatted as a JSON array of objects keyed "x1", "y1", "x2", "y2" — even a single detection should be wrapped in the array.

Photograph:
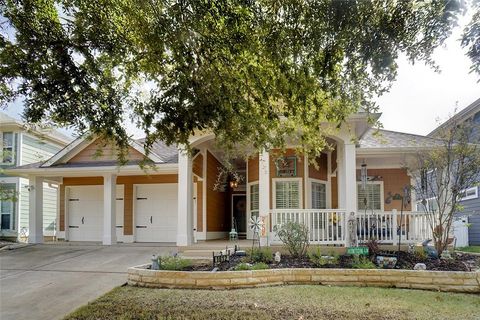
[
  {"x1": 2, "y1": 11, "x2": 479, "y2": 138},
  {"x1": 375, "y1": 12, "x2": 479, "y2": 136}
]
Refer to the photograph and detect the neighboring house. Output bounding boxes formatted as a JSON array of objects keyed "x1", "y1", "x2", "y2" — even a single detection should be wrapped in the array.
[
  {"x1": 7, "y1": 112, "x2": 441, "y2": 246},
  {"x1": 427, "y1": 97, "x2": 480, "y2": 246},
  {"x1": 0, "y1": 112, "x2": 71, "y2": 240}
]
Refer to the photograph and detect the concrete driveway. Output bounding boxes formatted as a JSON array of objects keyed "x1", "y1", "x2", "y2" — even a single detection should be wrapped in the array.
[{"x1": 0, "y1": 243, "x2": 175, "y2": 320}]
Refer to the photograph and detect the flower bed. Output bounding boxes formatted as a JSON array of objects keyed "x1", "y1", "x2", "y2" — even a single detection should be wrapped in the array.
[{"x1": 128, "y1": 265, "x2": 480, "y2": 293}]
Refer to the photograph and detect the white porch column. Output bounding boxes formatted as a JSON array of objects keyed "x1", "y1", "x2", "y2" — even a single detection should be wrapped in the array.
[
  {"x1": 338, "y1": 141, "x2": 357, "y2": 246},
  {"x1": 102, "y1": 174, "x2": 117, "y2": 245},
  {"x1": 259, "y1": 150, "x2": 270, "y2": 246},
  {"x1": 177, "y1": 147, "x2": 193, "y2": 246},
  {"x1": 28, "y1": 176, "x2": 44, "y2": 244}
]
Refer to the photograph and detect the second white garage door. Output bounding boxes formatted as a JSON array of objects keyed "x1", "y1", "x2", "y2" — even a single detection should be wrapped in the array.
[{"x1": 135, "y1": 184, "x2": 178, "y2": 242}]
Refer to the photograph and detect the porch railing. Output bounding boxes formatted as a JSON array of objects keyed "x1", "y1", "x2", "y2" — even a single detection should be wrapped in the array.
[
  {"x1": 270, "y1": 209, "x2": 346, "y2": 245},
  {"x1": 270, "y1": 209, "x2": 433, "y2": 246}
]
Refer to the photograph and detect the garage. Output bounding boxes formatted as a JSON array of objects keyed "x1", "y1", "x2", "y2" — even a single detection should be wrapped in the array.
[
  {"x1": 67, "y1": 185, "x2": 124, "y2": 241},
  {"x1": 134, "y1": 184, "x2": 178, "y2": 242}
]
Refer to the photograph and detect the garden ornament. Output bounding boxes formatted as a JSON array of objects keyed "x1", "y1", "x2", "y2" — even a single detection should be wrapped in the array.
[
  {"x1": 274, "y1": 251, "x2": 281, "y2": 263},
  {"x1": 440, "y1": 250, "x2": 453, "y2": 260},
  {"x1": 422, "y1": 239, "x2": 438, "y2": 259},
  {"x1": 249, "y1": 216, "x2": 263, "y2": 250},
  {"x1": 151, "y1": 254, "x2": 160, "y2": 270}
]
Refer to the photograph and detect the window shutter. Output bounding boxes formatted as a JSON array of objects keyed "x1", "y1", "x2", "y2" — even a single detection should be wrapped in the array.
[
  {"x1": 276, "y1": 181, "x2": 300, "y2": 209},
  {"x1": 311, "y1": 182, "x2": 326, "y2": 209},
  {"x1": 357, "y1": 183, "x2": 381, "y2": 210}
]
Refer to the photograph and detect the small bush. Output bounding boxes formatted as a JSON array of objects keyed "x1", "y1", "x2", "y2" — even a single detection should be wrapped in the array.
[
  {"x1": 160, "y1": 256, "x2": 192, "y2": 271},
  {"x1": 234, "y1": 263, "x2": 252, "y2": 271},
  {"x1": 351, "y1": 256, "x2": 376, "y2": 269},
  {"x1": 414, "y1": 247, "x2": 427, "y2": 260},
  {"x1": 251, "y1": 262, "x2": 269, "y2": 270},
  {"x1": 273, "y1": 221, "x2": 309, "y2": 257},
  {"x1": 308, "y1": 247, "x2": 339, "y2": 267},
  {"x1": 248, "y1": 247, "x2": 273, "y2": 264},
  {"x1": 366, "y1": 238, "x2": 380, "y2": 256},
  {"x1": 234, "y1": 262, "x2": 269, "y2": 271}
]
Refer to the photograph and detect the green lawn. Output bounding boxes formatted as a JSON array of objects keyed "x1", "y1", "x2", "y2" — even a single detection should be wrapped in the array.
[
  {"x1": 64, "y1": 285, "x2": 480, "y2": 320},
  {"x1": 457, "y1": 246, "x2": 480, "y2": 253}
]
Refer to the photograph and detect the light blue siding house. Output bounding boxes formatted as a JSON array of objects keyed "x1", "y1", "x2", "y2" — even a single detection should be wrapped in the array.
[
  {"x1": 0, "y1": 112, "x2": 71, "y2": 241},
  {"x1": 428, "y1": 98, "x2": 480, "y2": 245}
]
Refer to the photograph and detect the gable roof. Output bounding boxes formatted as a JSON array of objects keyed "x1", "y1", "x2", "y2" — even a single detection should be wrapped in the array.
[
  {"x1": 0, "y1": 111, "x2": 71, "y2": 145},
  {"x1": 428, "y1": 97, "x2": 480, "y2": 137},
  {"x1": 41, "y1": 136, "x2": 176, "y2": 167},
  {"x1": 358, "y1": 129, "x2": 442, "y2": 151}
]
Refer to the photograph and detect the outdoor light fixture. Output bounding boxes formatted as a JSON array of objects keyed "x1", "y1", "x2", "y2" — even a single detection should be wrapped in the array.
[{"x1": 229, "y1": 180, "x2": 238, "y2": 189}]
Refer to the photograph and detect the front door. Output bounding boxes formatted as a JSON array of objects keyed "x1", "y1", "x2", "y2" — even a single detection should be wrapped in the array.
[{"x1": 232, "y1": 195, "x2": 247, "y2": 238}]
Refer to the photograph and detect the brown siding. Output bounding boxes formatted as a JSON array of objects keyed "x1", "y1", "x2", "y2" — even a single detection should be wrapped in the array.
[
  {"x1": 269, "y1": 149, "x2": 305, "y2": 208},
  {"x1": 247, "y1": 156, "x2": 259, "y2": 182},
  {"x1": 68, "y1": 138, "x2": 144, "y2": 163},
  {"x1": 356, "y1": 168, "x2": 412, "y2": 211},
  {"x1": 331, "y1": 148, "x2": 337, "y2": 173},
  {"x1": 193, "y1": 153, "x2": 203, "y2": 178},
  {"x1": 331, "y1": 176, "x2": 338, "y2": 209},
  {"x1": 60, "y1": 174, "x2": 178, "y2": 236},
  {"x1": 308, "y1": 153, "x2": 328, "y2": 181},
  {"x1": 196, "y1": 181, "x2": 203, "y2": 232},
  {"x1": 206, "y1": 151, "x2": 227, "y2": 232}
]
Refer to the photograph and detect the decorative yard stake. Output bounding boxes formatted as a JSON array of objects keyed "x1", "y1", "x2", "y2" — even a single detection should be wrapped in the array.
[{"x1": 249, "y1": 216, "x2": 263, "y2": 250}]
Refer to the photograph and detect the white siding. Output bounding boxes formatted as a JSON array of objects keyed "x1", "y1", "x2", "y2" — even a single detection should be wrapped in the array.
[
  {"x1": 19, "y1": 182, "x2": 58, "y2": 236},
  {"x1": 20, "y1": 134, "x2": 62, "y2": 165}
]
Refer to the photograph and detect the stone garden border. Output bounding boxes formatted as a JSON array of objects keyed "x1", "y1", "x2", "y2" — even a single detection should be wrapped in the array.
[{"x1": 128, "y1": 264, "x2": 480, "y2": 293}]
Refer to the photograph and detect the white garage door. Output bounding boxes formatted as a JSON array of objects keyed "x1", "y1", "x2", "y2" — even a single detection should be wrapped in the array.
[
  {"x1": 135, "y1": 184, "x2": 178, "y2": 242},
  {"x1": 68, "y1": 185, "x2": 124, "y2": 241}
]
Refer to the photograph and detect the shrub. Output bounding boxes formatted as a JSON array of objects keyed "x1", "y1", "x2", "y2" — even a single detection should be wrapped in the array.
[
  {"x1": 414, "y1": 246, "x2": 427, "y2": 260},
  {"x1": 273, "y1": 221, "x2": 309, "y2": 257},
  {"x1": 248, "y1": 247, "x2": 273, "y2": 264},
  {"x1": 251, "y1": 262, "x2": 269, "y2": 270},
  {"x1": 234, "y1": 262, "x2": 269, "y2": 271},
  {"x1": 234, "y1": 263, "x2": 252, "y2": 271},
  {"x1": 308, "y1": 247, "x2": 339, "y2": 267},
  {"x1": 351, "y1": 256, "x2": 376, "y2": 269},
  {"x1": 366, "y1": 238, "x2": 380, "y2": 256},
  {"x1": 159, "y1": 256, "x2": 192, "y2": 271}
]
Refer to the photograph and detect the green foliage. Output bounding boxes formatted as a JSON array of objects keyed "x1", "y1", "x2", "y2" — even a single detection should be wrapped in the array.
[
  {"x1": 234, "y1": 262, "x2": 269, "y2": 271},
  {"x1": 159, "y1": 256, "x2": 192, "y2": 271},
  {"x1": 414, "y1": 247, "x2": 428, "y2": 260},
  {"x1": 251, "y1": 262, "x2": 269, "y2": 270},
  {"x1": 0, "y1": 1, "x2": 475, "y2": 160},
  {"x1": 308, "y1": 247, "x2": 339, "y2": 267},
  {"x1": 351, "y1": 256, "x2": 376, "y2": 269},
  {"x1": 234, "y1": 263, "x2": 251, "y2": 271},
  {"x1": 247, "y1": 247, "x2": 273, "y2": 264},
  {"x1": 274, "y1": 221, "x2": 309, "y2": 258}
]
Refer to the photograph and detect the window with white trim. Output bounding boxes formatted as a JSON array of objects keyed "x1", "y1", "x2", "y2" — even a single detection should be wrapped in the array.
[
  {"x1": 416, "y1": 198, "x2": 438, "y2": 213},
  {"x1": 311, "y1": 181, "x2": 327, "y2": 209},
  {"x1": 275, "y1": 180, "x2": 300, "y2": 209},
  {"x1": 250, "y1": 183, "x2": 259, "y2": 219},
  {"x1": 1, "y1": 132, "x2": 15, "y2": 164},
  {"x1": 0, "y1": 184, "x2": 16, "y2": 230},
  {"x1": 459, "y1": 187, "x2": 478, "y2": 201},
  {"x1": 357, "y1": 182, "x2": 382, "y2": 211}
]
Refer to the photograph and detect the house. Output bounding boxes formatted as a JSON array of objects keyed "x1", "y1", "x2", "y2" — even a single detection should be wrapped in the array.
[
  {"x1": 427, "y1": 98, "x2": 480, "y2": 246},
  {"x1": 6, "y1": 112, "x2": 440, "y2": 246},
  {"x1": 0, "y1": 112, "x2": 71, "y2": 241}
]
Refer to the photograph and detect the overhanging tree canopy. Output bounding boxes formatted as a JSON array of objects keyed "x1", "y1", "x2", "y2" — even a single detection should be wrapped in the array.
[{"x1": 0, "y1": 0, "x2": 477, "y2": 161}]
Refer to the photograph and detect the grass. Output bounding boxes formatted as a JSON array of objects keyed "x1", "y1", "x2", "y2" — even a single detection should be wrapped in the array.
[
  {"x1": 457, "y1": 246, "x2": 480, "y2": 253},
  {"x1": 64, "y1": 285, "x2": 480, "y2": 320}
]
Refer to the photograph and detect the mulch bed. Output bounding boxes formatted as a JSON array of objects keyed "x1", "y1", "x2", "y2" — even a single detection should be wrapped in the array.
[{"x1": 188, "y1": 251, "x2": 480, "y2": 272}]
